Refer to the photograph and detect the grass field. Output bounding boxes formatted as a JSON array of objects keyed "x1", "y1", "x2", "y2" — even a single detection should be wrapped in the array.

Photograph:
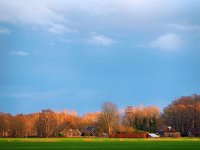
[{"x1": 0, "y1": 138, "x2": 200, "y2": 150}]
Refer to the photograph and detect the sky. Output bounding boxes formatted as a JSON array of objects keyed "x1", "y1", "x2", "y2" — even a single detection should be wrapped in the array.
[{"x1": 0, "y1": 0, "x2": 200, "y2": 115}]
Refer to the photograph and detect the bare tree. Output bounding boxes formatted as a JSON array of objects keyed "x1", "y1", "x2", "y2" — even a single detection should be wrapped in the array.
[{"x1": 97, "y1": 102, "x2": 120, "y2": 135}]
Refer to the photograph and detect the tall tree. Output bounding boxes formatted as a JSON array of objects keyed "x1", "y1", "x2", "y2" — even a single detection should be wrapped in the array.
[
  {"x1": 10, "y1": 114, "x2": 27, "y2": 137},
  {"x1": 162, "y1": 94, "x2": 200, "y2": 136},
  {"x1": 134, "y1": 117, "x2": 140, "y2": 130},
  {"x1": 0, "y1": 113, "x2": 11, "y2": 137},
  {"x1": 149, "y1": 117, "x2": 157, "y2": 133},
  {"x1": 141, "y1": 117, "x2": 148, "y2": 131},
  {"x1": 97, "y1": 102, "x2": 120, "y2": 135},
  {"x1": 123, "y1": 105, "x2": 160, "y2": 132},
  {"x1": 36, "y1": 109, "x2": 57, "y2": 137}
]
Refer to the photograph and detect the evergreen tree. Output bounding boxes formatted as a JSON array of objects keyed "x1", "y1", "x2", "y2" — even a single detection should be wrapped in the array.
[
  {"x1": 134, "y1": 117, "x2": 140, "y2": 130},
  {"x1": 151, "y1": 117, "x2": 157, "y2": 132},
  {"x1": 141, "y1": 117, "x2": 148, "y2": 131}
]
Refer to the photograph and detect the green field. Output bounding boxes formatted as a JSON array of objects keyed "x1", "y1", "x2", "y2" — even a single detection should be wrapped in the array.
[{"x1": 0, "y1": 138, "x2": 200, "y2": 150}]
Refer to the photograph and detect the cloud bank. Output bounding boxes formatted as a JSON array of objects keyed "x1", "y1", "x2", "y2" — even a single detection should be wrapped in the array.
[
  {"x1": 151, "y1": 34, "x2": 183, "y2": 52},
  {"x1": 86, "y1": 33, "x2": 115, "y2": 46},
  {"x1": 0, "y1": 0, "x2": 199, "y2": 50}
]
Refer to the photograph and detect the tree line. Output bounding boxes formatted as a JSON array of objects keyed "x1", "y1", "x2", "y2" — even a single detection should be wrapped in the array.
[
  {"x1": 0, "y1": 94, "x2": 200, "y2": 137},
  {"x1": 162, "y1": 94, "x2": 200, "y2": 136}
]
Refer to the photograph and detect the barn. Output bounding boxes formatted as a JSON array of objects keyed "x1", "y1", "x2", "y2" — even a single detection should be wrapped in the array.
[{"x1": 55, "y1": 122, "x2": 81, "y2": 137}]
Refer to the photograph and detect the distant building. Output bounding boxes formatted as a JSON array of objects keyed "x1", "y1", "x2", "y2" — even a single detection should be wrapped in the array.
[
  {"x1": 82, "y1": 125, "x2": 108, "y2": 137},
  {"x1": 158, "y1": 125, "x2": 180, "y2": 138},
  {"x1": 55, "y1": 122, "x2": 81, "y2": 137},
  {"x1": 61, "y1": 128, "x2": 81, "y2": 137},
  {"x1": 82, "y1": 126, "x2": 97, "y2": 136}
]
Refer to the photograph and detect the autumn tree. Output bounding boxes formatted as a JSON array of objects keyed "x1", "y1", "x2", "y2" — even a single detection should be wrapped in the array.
[
  {"x1": 97, "y1": 102, "x2": 120, "y2": 135},
  {"x1": 0, "y1": 112, "x2": 11, "y2": 137},
  {"x1": 25, "y1": 113, "x2": 39, "y2": 137},
  {"x1": 10, "y1": 114, "x2": 27, "y2": 137},
  {"x1": 36, "y1": 109, "x2": 57, "y2": 137},
  {"x1": 162, "y1": 94, "x2": 200, "y2": 136},
  {"x1": 123, "y1": 105, "x2": 160, "y2": 132},
  {"x1": 55, "y1": 110, "x2": 79, "y2": 127},
  {"x1": 82, "y1": 112, "x2": 100, "y2": 125}
]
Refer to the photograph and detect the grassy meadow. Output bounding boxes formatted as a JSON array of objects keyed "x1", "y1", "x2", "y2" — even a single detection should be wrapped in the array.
[{"x1": 0, "y1": 138, "x2": 200, "y2": 150}]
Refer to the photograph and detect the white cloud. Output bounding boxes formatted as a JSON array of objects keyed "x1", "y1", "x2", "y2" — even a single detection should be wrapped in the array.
[
  {"x1": 0, "y1": 27, "x2": 10, "y2": 34},
  {"x1": 150, "y1": 33, "x2": 183, "y2": 52},
  {"x1": 169, "y1": 23, "x2": 200, "y2": 31},
  {"x1": 0, "y1": 0, "x2": 199, "y2": 45},
  {"x1": 10, "y1": 51, "x2": 30, "y2": 56},
  {"x1": 0, "y1": 0, "x2": 74, "y2": 34},
  {"x1": 49, "y1": 24, "x2": 78, "y2": 34},
  {"x1": 0, "y1": 0, "x2": 193, "y2": 30},
  {"x1": 0, "y1": 0, "x2": 69, "y2": 26},
  {"x1": 86, "y1": 33, "x2": 114, "y2": 46}
]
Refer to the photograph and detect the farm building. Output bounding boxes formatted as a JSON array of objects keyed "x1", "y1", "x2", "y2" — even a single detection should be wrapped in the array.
[
  {"x1": 61, "y1": 128, "x2": 81, "y2": 137},
  {"x1": 158, "y1": 126, "x2": 180, "y2": 138},
  {"x1": 82, "y1": 125, "x2": 108, "y2": 137},
  {"x1": 55, "y1": 122, "x2": 81, "y2": 137},
  {"x1": 82, "y1": 126, "x2": 97, "y2": 136}
]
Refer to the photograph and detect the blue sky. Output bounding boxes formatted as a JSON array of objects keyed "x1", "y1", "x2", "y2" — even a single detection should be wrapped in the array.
[{"x1": 0, "y1": 0, "x2": 200, "y2": 115}]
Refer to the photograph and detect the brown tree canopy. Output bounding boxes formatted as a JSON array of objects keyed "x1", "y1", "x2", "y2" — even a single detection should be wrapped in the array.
[
  {"x1": 1, "y1": 95, "x2": 200, "y2": 138},
  {"x1": 97, "y1": 102, "x2": 120, "y2": 135},
  {"x1": 162, "y1": 94, "x2": 200, "y2": 136},
  {"x1": 123, "y1": 105, "x2": 160, "y2": 132}
]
